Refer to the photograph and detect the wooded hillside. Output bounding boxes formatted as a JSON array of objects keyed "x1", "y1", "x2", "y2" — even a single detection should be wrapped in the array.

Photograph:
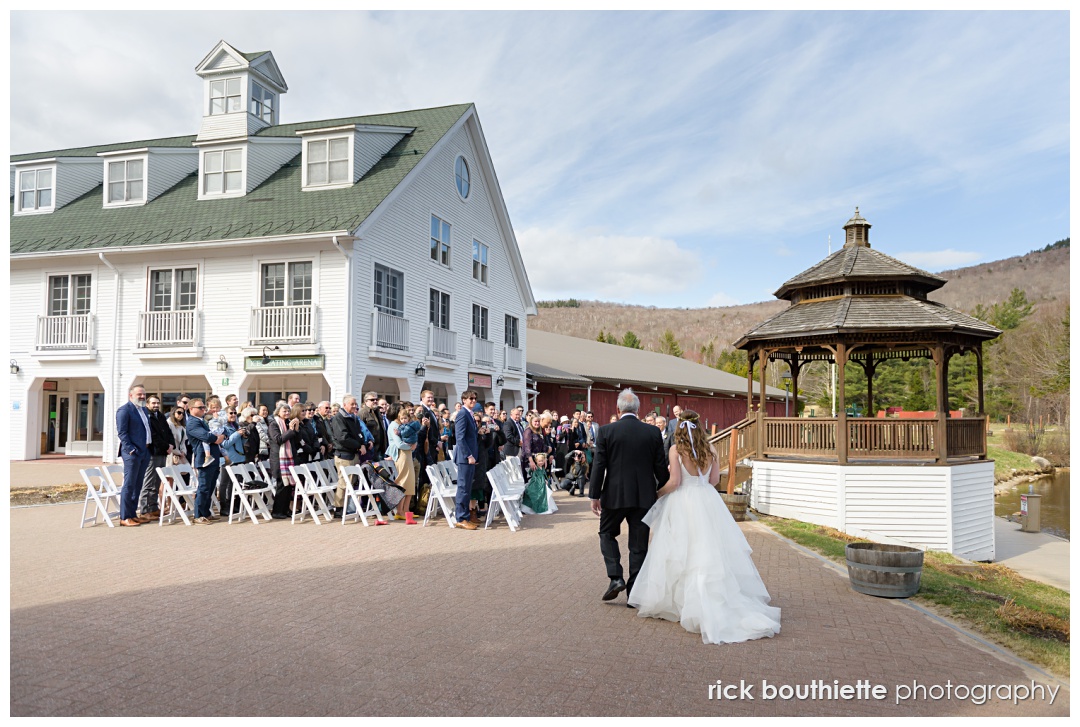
[{"x1": 529, "y1": 245, "x2": 1070, "y2": 362}]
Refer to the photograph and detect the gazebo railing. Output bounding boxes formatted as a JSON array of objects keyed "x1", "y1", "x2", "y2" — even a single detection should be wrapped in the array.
[
  {"x1": 762, "y1": 417, "x2": 837, "y2": 457},
  {"x1": 946, "y1": 417, "x2": 987, "y2": 457},
  {"x1": 759, "y1": 416, "x2": 986, "y2": 461}
]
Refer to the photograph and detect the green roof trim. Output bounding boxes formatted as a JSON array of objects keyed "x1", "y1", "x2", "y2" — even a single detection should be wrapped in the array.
[{"x1": 10, "y1": 104, "x2": 472, "y2": 254}]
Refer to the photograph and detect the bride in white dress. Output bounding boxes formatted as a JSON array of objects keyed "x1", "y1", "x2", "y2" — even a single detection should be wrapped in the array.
[{"x1": 627, "y1": 411, "x2": 781, "y2": 644}]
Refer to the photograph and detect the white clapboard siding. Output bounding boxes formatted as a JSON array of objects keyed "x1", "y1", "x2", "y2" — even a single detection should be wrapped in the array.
[
  {"x1": 146, "y1": 149, "x2": 199, "y2": 202},
  {"x1": 354, "y1": 128, "x2": 410, "y2": 181},
  {"x1": 54, "y1": 158, "x2": 103, "y2": 210},
  {"x1": 351, "y1": 117, "x2": 530, "y2": 399},
  {"x1": 198, "y1": 112, "x2": 249, "y2": 142},
  {"x1": 751, "y1": 460, "x2": 839, "y2": 527},
  {"x1": 950, "y1": 462, "x2": 996, "y2": 560},
  {"x1": 751, "y1": 460, "x2": 995, "y2": 557},
  {"x1": 246, "y1": 139, "x2": 301, "y2": 193}
]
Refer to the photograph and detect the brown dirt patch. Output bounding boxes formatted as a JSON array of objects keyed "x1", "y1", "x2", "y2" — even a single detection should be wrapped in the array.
[{"x1": 10, "y1": 484, "x2": 85, "y2": 507}]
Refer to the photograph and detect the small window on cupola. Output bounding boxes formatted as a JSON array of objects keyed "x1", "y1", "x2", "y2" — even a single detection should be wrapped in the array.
[
  {"x1": 209, "y1": 78, "x2": 242, "y2": 115},
  {"x1": 250, "y1": 82, "x2": 276, "y2": 124}
]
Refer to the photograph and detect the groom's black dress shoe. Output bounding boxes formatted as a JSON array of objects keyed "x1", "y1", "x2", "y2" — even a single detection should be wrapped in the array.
[{"x1": 602, "y1": 578, "x2": 626, "y2": 601}]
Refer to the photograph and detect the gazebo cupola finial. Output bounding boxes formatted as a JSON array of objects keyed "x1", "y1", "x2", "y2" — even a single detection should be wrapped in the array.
[{"x1": 843, "y1": 206, "x2": 871, "y2": 248}]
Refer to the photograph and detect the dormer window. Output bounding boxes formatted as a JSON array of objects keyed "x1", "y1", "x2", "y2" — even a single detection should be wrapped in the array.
[
  {"x1": 106, "y1": 158, "x2": 145, "y2": 205},
  {"x1": 17, "y1": 167, "x2": 53, "y2": 213},
  {"x1": 306, "y1": 137, "x2": 349, "y2": 186},
  {"x1": 202, "y1": 148, "x2": 244, "y2": 196},
  {"x1": 250, "y1": 82, "x2": 276, "y2": 124},
  {"x1": 209, "y1": 78, "x2": 242, "y2": 115}
]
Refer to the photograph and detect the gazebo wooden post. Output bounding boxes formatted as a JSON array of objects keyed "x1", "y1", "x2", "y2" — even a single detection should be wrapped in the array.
[
  {"x1": 933, "y1": 342, "x2": 948, "y2": 463},
  {"x1": 976, "y1": 343, "x2": 985, "y2": 415},
  {"x1": 865, "y1": 352, "x2": 875, "y2": 418},
  {"x1": 757, "y1": 349, "x2": 768, "y2": 457},
  {"x1": 746, "y1": 347, "x2": 755, "y2": 418},
  {"x1": 790, "y1": 353, "x2": 801, "y2": 418},
  {"x1": 836, "y1": 342, "x2": 848, "y2": 464}
]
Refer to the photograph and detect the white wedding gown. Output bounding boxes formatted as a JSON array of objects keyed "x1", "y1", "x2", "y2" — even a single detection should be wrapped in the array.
[{"x1": 627, "y1": 460, "x2": 781, "y2": 644}]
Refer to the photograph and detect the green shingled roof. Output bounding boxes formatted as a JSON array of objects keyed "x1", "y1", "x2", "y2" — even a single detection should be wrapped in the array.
[{"x1": 10, "y1": 104, "x2": 472, "y2": 254}]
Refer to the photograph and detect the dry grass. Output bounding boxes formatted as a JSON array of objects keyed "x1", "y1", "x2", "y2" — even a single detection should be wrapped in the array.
[{"x1": 997, "y1": 599, "x2": 1070, "y2": 642}]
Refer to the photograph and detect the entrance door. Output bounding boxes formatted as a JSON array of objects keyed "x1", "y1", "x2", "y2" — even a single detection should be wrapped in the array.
[{"x1": 55, "y1": 396, "x2": 70, "y2": 452}]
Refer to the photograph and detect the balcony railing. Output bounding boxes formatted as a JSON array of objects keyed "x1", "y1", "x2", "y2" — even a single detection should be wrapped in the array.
[
  {"x1": 250, "y1": 305, "x2": 316, "y2": 345},
  {"x1": 429, "y1": 324, "x2": 456, "y2": 359},
  {"x1": 372, "y1": 309, "x2": 409, "y2": 351},
  {"x1": 504, "y1": 344, "x2": 523, "y2": 371},
  {"x1": 471, "y1": 337, "x2": 494, "y2": 367},
  {"x1": 36, "y1": 314, "x2": 94, "y2": 350},
  {"x1": 138, "y1": 310, "x2": 199, "y2": 348}
]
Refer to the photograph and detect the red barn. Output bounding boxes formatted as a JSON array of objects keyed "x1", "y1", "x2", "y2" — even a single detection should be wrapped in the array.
[{"x1": 525, "y1": 329, "x2": 786, "y2": 431}]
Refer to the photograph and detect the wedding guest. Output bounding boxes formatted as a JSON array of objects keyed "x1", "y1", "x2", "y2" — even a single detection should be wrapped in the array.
[
  {"x1": 521, "y1": 413, "x2": 550, "y2": 482},
  {"x1": 386, "y1": 403, "x2": 421, "y2": 524},
  {"x1": 269, "y1": 404, "x2": 301, "y2": 519},
  {"x1": 167, "y1": 407, "x2": 189, "y2": 465}
]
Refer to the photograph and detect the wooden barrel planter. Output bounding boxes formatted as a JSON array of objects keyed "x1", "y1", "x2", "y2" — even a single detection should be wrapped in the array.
[
  {"x1": 845, "y1": 542, "x2": 924, "y2": 598},
  {"x1": 720, "y1": 493, "x2": 750, "y2": 522}
]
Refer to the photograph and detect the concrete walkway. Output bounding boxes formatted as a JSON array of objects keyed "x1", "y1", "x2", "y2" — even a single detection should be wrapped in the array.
[
  {"x1": 10, "y1": 493, "x2": 1068, "y2": 717},
  {"x1": 994, "y1": 517, "x2": 1070, "y2": 592}
]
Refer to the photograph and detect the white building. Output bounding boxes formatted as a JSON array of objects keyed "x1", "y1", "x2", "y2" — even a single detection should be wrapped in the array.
[{"x1": 9, "y1": 41, "x2": 537, "y2": 461}]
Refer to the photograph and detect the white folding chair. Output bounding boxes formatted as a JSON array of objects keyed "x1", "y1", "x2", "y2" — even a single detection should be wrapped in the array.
[
  {"x1": 339, "y1": 464, "x2": 387, "y2": 526},
  {"x1": 438, "y1": 460, "x2": 458, "y2": 485},
  {"x1": 157, "y1": 463, "x2": 198, "y2": 526},
  {"x1": 79, "y1": 467, "x2": 121, "y2": 528},
  {"x1": 498, "y1": 459, "x2": 526, "y2": 496},
  {"x1": 423, "y1": 464, "x2": 458, "y2": 527},
  {"x1": 257, "y1": 460, "x2": 278, "y2": 495},
  {"x1": 315, "y1": 459, "x2": 339, "y2": 491},
  {"x1": 226, "y1": 462, "x2": 274, "y2": 524},
  {"x1": 289, "y1": 463, "x2": 333, "y2": 524},
  {"x1": 486, "y1": 466, "x2": 523, "y2": 532}
]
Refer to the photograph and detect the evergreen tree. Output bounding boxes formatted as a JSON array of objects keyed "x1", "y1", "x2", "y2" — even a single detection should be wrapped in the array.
[
  {"x1": 596, "y1": 329, "x2": 607, "y2": 343},
  {"x1": 715, "y1": 348, "x2": 748, "y2": 377},
  {"x1": 658, "y1": 330, "x2": 683, "y2": 358},
  {"x1": 621, "y1": 331, "x2": 643, "y2": 349},
  {"x1": 700, "y1": 339, "x2": 718, "y2": 367}
]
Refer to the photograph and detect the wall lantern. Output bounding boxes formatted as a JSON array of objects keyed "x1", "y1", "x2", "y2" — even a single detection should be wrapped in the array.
[
  {"x1": 216, "y1": 355, "x2": 229, "y2": 372},
  {"x1": 415, "y1": 362, "x2": 427, "y2": 379},
  {"x1": 10, "y1": 360, "x2": 19, "y2": 375},
  {"x1": 262, "y1": 345, "x2": 281, "y2": 365},
  {"x1": 496, "y1": 375, "x2": 505, "y2": 387}
]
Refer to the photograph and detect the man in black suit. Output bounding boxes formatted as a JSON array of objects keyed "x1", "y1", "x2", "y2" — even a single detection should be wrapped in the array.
[
  {"x1": 359, "y1": 391, "x2": 388, "y2": 460},
  {"x1": 137, "y1": 394, "x2": 174, "y2": 521},
  {"x1": 501, "y1": 406, "x2": 524, "y2": 457},
  {"x1": 588, "y1": 389, "x2": 669, "y2": 605}
]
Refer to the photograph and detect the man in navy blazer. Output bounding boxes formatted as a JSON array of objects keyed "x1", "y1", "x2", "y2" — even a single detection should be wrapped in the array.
[
  {"x1": 453, "y1": 390, "x2": 480, "y2": 530},
  {"x1": 186, "y1": 398, "x2": 224, "y2": 523},
  {"x1": 116, "y1": 384, "x2": 152, "y2": 526}
]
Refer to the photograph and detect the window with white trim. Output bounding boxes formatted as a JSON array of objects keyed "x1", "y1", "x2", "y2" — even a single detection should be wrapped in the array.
[
  {"x1": 261, "y1": 261, "x2": 312, "y2": 307},
  {"x1": 250, "y1": 82, "x2": 276, "y2": 124},
  {"x1": 472, "y1": 304, "x2": 488, "y2": 340},
  {"x1": 210, "y1": 77, "x2": 242, "y2": 115},
  {"x1": 374, "y1": 264, "x2": 404, "y2": 317},
  {"x1": 430, "y1": 214, "x2": 451, "y2": 266},
  {"x1": 505, "y1": 315, "x2": 519, "y2": 348},
  {"x1": 17, "y1": 168, "x2": 54, "y2": 213},
  {"x1": 203, "y1": 148, "x2": 243, "y2": 195},
  {"x1": 429, "y1": 289, "x2": 450, "y2": 330},
  {"x1": 106, "y1": 159, "x2": 145, "y2": 204},
  {"x1": 149, "y1": 268, "x2": 198, "y2": 311},
  {"x1": 306, "y1": 137, "x2": 349, "y2": 186},
  {"x1": 48, "y1": 274, "x2": 92, "y2": 316},
  {"x1": 472, "y1": 240, "x2": 489, "y2": 284},
  {"x1": 455, "y1": 156, "x2": 470, "y2": 199}
]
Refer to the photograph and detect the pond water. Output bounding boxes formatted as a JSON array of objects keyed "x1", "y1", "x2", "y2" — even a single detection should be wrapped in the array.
[{"x1": 995, "y1": 469, "x2": 1070, "y2": 539}]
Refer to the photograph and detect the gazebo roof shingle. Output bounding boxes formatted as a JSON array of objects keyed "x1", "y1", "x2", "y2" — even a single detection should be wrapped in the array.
[{"x1": 774, "y1": 245, "x2": 946, "y2": 299}]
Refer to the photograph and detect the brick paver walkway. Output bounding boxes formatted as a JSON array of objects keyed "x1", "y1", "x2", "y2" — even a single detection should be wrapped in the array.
[{"x1": 10, "y1": 493, "x2": 1069, "y2": 716}]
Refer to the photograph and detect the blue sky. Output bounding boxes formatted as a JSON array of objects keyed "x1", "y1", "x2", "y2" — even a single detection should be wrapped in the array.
[{"x1": 9, "y1": 10, "x2": 1070, "y2": 307}]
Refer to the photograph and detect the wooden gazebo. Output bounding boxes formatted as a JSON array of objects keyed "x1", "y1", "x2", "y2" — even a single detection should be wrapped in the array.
[{"x1": 715, "y1": 209, "x2": 1002, "y2": 560}]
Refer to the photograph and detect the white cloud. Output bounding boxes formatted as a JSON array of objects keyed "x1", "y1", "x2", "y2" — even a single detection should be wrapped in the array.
[
  {"x1": 893, "y1": 249, "x2": 982, "y2": 270},
  {"x1": 706, "y1": 290, "x2": 740, "y2": 307},
  {"x1": 517, "y1": 227, "x2": 700, "y2": 301}
]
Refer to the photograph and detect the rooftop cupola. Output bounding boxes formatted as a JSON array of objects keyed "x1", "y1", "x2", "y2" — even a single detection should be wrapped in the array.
[
  {"x1": 194, "y1": 41, "x2": 288, "y2": 142},
  {"x1": 843, "y1": 206, "x2": 871, "y2": 248}
]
